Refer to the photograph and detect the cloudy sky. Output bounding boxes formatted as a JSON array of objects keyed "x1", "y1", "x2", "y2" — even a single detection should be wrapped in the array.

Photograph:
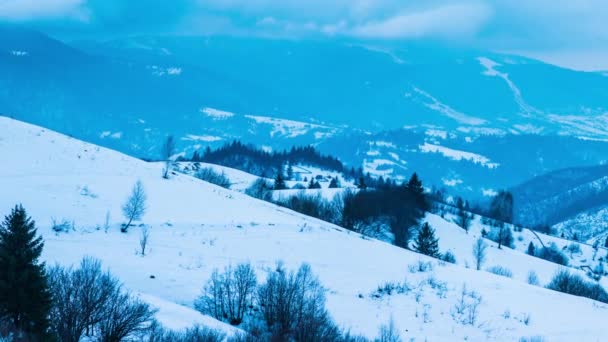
[{"x1": 1, "y1": 0, "x2": 607, "y2": 70}]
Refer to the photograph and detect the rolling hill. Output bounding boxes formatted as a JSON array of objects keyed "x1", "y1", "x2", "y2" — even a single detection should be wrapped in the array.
[{"x1": 3, "y1": 116, "x2": 608, "y2": 340}]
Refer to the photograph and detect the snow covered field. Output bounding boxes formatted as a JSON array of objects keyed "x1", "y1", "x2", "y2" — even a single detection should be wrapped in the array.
[{"x1": 2, "y1": 116, "x2": 608, "y2": 341}]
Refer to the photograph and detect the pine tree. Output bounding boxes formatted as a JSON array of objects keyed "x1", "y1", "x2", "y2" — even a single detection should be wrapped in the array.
[
  {"x1": 358, "y1": 177, "x2": 367, "y2": 190},
  {"x1": 413, "y1": 222, "x2": 439, "y2": 257},
  {"x1": 406, "y1": 172, "x2": 424, "y2": 196},
  {"x1": 0, "y1": 205, "x2": 51, "y2": 338},
  {"x1": 286, "y1": 163, "x2": 294, "y2": 180},
  {"x1": 527, "y1": 242, "x2": 536, "y2": 256},
  {"x1": 274, "y1": 172, "x2": 287, "y2": 190},
  {"x1": 328, "y1": 177, "x2": 340, "y2": 189}
]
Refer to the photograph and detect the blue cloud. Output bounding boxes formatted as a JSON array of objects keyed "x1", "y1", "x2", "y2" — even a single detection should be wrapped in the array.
[{"x1": 2, "y1": 0, "x2": 608, "y2": 69}]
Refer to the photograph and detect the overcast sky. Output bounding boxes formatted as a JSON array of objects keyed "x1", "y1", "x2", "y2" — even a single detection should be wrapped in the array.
[{"x1": 1, "y1": 0, "x2": 607, "y2": 71}]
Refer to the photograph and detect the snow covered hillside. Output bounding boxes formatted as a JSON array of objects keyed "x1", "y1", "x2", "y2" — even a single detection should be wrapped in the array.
[{"x1": 3, "y1": 116, "x2": 608, "y2": 341}]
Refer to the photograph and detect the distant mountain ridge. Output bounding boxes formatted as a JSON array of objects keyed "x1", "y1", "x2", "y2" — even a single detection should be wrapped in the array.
[
  {"x1": 511, "y1": 165, "x2": 608, "y2": 236},
  {"x1": 1, "y1": 25, "x2": 608, "y2": 197}
]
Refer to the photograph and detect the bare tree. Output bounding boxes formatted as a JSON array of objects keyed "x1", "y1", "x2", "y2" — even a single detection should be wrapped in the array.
[
  {"x1": 472, "y1": 238, "x2": 488, "y2": 271},
  {"x1": 48, "y1": 257, "x2": 120, "y2": 342},
  {"x1": 376, "y1": 317, "x2": 401, "y2": 342},
  {"x1": 98, "y1": 292, "x2": 156, "y2": 342},
  {"x1": 121, "y1": 180, "x2": 147, "y2": 232},
  {"x1": 257, "y1": 263, "x2": 338, "y2": 341},
  {"x1": 139, "y1": 227, "x2": 150, "y2": 256},
  {"x1": 455, "y1": 198, "x2": 472, "y2": 233},
  {"x1": 195, "y1": 263, "x2": 257, "y2": 325},
  {"x1": 162, "y1": 135, "x2": 176, "y2": 179}
]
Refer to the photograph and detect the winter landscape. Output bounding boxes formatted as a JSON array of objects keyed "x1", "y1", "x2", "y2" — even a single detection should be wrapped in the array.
[{"x1": 1, "y1": 1, "x2": 608, "y2": 341}]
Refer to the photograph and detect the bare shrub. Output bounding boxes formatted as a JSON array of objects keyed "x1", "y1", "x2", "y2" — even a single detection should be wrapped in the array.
[
  {"x1": 373, "y1": 281, "x2": 412, "y2": 298},
  {"x1": 147, "y1": 322, "x2": 227, "y2": 342},
  {"x1": 275, "y1": 192, "x2": 343, "y2": 225},
  {"x1": 546, "y1": 269, "x2": 608, "y2": 303},
  {"x1": 48, "y1": 257, "x2": 119, "y2": 342},
  {"x1": 51, "y1": 217, "x2": 73, "y2": 233},
  {"x1": 472, "y1": 238, "x2": 488, "y2": 271},
  {"x1": 527, "y1": 271, "x2": 540, "y2": 286},
  {"x1": 195, "y1": 263, "x2": 257, "y2": 326},
  {"x1": 139, "y1": 227, "x2": 150, "y2": 256},
  {"x1": 195, "y1": 167, "x2": 232, "y2": 189},
  {"x1": 487, "y1": 265, "x2": 513, "y2": 278},
  {"x1": 245, "y1": 178, "x2": 273, "y2": 201},
  {"x1": 376, "y1": 317, "x2": 401, "y2": 342},
  {"x1": 257, "y1": 263, "x2": 340, "y2": 341},
  {"x1": 452, "y1": 284, "x2": 482, "y2": 325},
  {"x1": 408, "y1": 260, "x2": 433, "y2": 273},
  {"x1": 519, "y1": 336, "x2": 546, "y2": 342},
  {"x1": 536, "y1": 243, "x2": 569, "y2": 266},
  {"x1": 441, "y1": 251, "x2": 456, "y2": 264},
  {"x1": 98, "y1": 292, "x2": 156, "y2": 342},
  {"x1": 48, "y1": 257, "x2": 156, "y2": 342}
]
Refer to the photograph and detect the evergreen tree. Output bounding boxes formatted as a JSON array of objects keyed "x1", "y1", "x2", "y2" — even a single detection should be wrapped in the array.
[
  {"x1": 527, "y1": 242, "x2": 536, "y2": 256},
  {"x1": 286, "y1": 163, "x2": 294, "y2": 180},
  {"x1": 274, "y1": 172, "x2": 287, "y2": 190},
  {"x1": 406, "y1": 172, "x2": 424, "y2": 196},
  {"x1": 0, "y1": 205, "x2": 51, "y2": 338},
  {"x1": 413, "y1": 222, "x2": 440, "y2": 257},
  {"x1": 328, "y1": 177, "x2": 340, "y2": 189},
  {"x1": 308, "y1": 179, "x2": 321, "y2": 189},
  {"x1": 358, "y1": 177, "x2": 367, "y2": 190}
]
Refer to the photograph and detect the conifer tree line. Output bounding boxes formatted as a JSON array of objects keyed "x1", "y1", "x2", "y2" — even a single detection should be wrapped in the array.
[{"x1": 186, "y1": 141, "x2": 345, "y2": 178}]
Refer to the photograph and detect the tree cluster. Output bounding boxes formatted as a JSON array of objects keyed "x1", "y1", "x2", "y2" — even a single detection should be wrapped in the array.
[
  {"x1": 190, "y1": 141, "x2": 344, "y2": 178},
  {"x1": 342, "y1": 173, "x2": 429, "y2": 249},
  {"x1": 0, "y1": 205, "x2": 156, "y2": 342}
]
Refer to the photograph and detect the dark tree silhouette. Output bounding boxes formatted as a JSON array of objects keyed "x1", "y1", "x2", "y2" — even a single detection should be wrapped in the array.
[
  {"x1": 413, "y1": 222, "x2": 440, "y2": 257},
  {"x1": 0, "y1": 205, "x2": 51, "y2": 339}
]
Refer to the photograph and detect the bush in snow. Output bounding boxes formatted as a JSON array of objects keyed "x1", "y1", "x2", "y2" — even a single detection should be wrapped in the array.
[
  {"x1": 441, "y1": 250, "x2": 457, "y2": 264},
  {"x1": 408, "y1": 260, "x2": 434, "y2": 273},
  {"x1": 537, "y1": 243, "x2": 569, "y2": 266},
  {"x1": 527, "y1": 271, "x2": 540, "y2": 286},
  {"x1": 519, "y1": 336, "x2": 546, "y2": 342},
  {"x1": 487, "y1": 224, "x2": 514, "y2": 249},
  {"x1": 97, "y1": 291, "x2": 156, "y2": 342},
  {"x1": 51, "y1": 217, "x2": 73, "y2": 233},
  {"x1": 487, "y1": 265, "x2": 513, "y2": 278},
  {"x1": 546, "y1": 269, "x2": 608, "y2": 303},
  {"x1": 245, "y1": 178, "x2": 273, "y2": 202},
  {"x1": 48, "y1": 257, "x2": 157, "y2": 341},
  {"x1": 376, "y1": 317, "x2": 401, "y2": 342},
  {"x1": 567, "y1": 242, "x2": 582, "y2": 257},
  {"x1": 195, "y1": 167, "x2": 232, "y2": 189},
  {"x1": 472, "y1": 238, "x2": 488, "y2": 271},
  {"x1": 275, "y1": 192, "x2": 342, "y2": 225},
  {"x1": 452, "y1": 284, "x2": 482, "y2": 326},
  {"x1": 195, "y1": 263, "x2": 257, "y2": 326},
  {"x1": 139, "y1": 226, "x2": 150, "y2": 256},
  {"x1": 373, "y1": 281, "x2": 412, "y2": 298},
  {"x1": 257, "y1": 263, "x2": 342, "y2": 341},
  {"x1": 147, "y1": 322, "x2": 226, "y2": 342}
]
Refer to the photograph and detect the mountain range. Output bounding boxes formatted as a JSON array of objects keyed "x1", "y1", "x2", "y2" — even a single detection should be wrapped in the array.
[{"x1": 2, "y1": 24, "x2": 608, "y2": 200}]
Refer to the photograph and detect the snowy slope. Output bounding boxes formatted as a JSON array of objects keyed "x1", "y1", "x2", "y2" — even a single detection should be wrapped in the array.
[{"x1": 3, "y1": 116, "x2": 608, "y2": 341}]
